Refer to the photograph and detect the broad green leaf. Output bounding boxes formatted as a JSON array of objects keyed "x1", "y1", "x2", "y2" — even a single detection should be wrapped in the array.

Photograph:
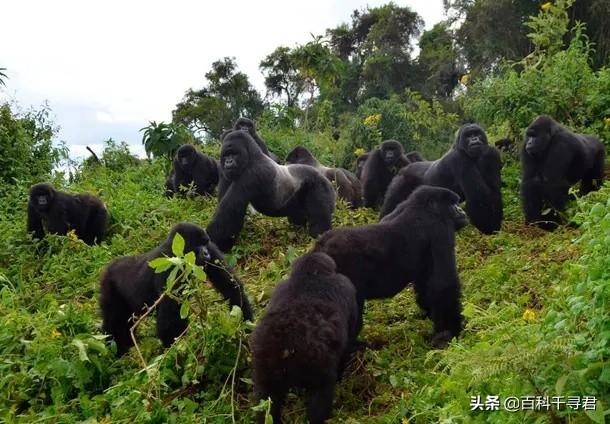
[
  {"x1": 172, "y1": 233, "x2": 185, "y2": 256},
  {"x1": 72, "y1": 339, "x2": 89, "y2": 362},
  {"x1": 184, "y1": 251, "x2": 196, "y2": 265},
  {"x1": 149, "y1": 257, "x2": 173, "y2": 273},
  {"x1": 166, "y1": 267, "x2": 179, "y2": 292},
  {"x1": 179, "y1": 302, "x2": 190, "y2": 319},
  {"x1": 192, "y1": 265, "x2": 206, "y2": 281}
]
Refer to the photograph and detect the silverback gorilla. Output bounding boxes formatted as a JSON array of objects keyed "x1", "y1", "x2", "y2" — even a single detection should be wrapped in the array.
[
  {"x1": 285, "y1": 146, "x2": 362, "y2": 208},
  {"x1": 380, "y1": 124, "x2": 503, "y2": 235},
  {"x1": 165, "y1": 144, "x2": 219, "y2": 197},
  {"x1": 251, "y1": 252, "x2": 358, "y2": 424},
  {"x1": 315, "y1": 186, "x2": 467, "y2": 348},
  {"x1": 27, "y1": 183, "x2": 108, "y2": 245},
  {"x1": 100, "y1": 222, "x2": 253, "y2": 355},
  {"x1": 233, "y1": 117, "x2": 280, "y2": 163},
  {"x1": 521, "y1": 115, "x2": 606, "y2": 230},
  {"x1": 207, "y1": 131, "x2": 335, "y2": 252},
  {"x1": 361, "y1": 140, "x2": 410, "y2": 208}
]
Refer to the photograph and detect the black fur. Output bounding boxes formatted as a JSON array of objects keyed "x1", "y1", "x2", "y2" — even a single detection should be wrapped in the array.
[
  {"x1": 27, "y1": 183, "x2": 108, "y2": 245},
  {"x1": 361, "y1": 140, "x2": 410, "y2": 208},
  {"x1": 99, "y1": 222, "x2": 253, "y2": 355},
  {"x1": 380, "y1": 124, "x2": 503, "y2": 235},
  {"x1": 165, "y1": 144, "x2": 219, "y2": 197},
  {"x1": 207, "y1": 131, "x2": 335, "y2": 252},
  {"x1": 494, "y1": 138, "x2": 515, "y2": 154},
  {"x1": 251, "y1": 252, "x2": 358, "y2": 424},
  {"x1": 405, "y1": 151, "x2": 425, "y2": 162},
  {"x1": 315, "y1": 186, "x2": 467, "y2": 347},
  {"x1": 521, "y1": 115, "x2": 606, "y2": 230},
  {"x1": 286, "y1": 146, "x2": 362, "y2": 208},
  {"x1": 354, "y1": 152, "x2": 370, "y2": 180},
  {"x1": 233, "y1": 117, "x2": 279, "y2": 163}
]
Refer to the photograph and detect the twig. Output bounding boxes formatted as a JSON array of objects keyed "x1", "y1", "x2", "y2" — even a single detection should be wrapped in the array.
[{"x1": 86, "y1": 146, "x2": 101, "y2": 164}]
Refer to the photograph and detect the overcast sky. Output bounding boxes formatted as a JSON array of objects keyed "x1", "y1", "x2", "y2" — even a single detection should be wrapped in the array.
[{"x1": 0, "y1": 0, "x2": 445, "y2": 159}]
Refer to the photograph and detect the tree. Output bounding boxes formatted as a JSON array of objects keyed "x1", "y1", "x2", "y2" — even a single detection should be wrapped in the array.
[
  {"x1": 260, "y1": 47, "x2": 306, "y2": 108},
  {"x1": 140, "y1": 121, "x2": 192, "y2": 161},
  {"x1": 172, "y1": 58, "x2": 264, "y2": 139}
]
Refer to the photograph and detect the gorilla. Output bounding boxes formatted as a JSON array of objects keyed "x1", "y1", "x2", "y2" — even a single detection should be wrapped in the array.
[
  {"x1": 354, "y1": 152, "x2": 370, "y2": 180},
  {"x1": 165, "y1": 144, "x2": 219, "y2": 197},
  {"x1": 233, "y1": 117, "x2": 280, "y2": 163},
  {"x1": 315, "y1": 186, "x2": 467, "y2": 347},
  {"x1": 406, "y1": 151, "x2": 425, "y2": 162},
  {"x1": 286, "y1": 146, "x2": 362, "y2": 208},
  {"x1": 361, "y1": 140, "x2": 410, "y2": 208},
  {"x1": 521, "y1": 115, "x2": 606, "y2": 230},
  {"x1": 380, "y1": 124, "x2": 503, "y2": 235},
  {"x1": 251, "y1": 252, "x2": 358, "y2": 424},
  {"x1": 100, "y1": 222, "x2": 253, "y2": 356},
  {"x1": 27, "y1": 183, "x2": 108, "y2": 245},
  {"x1": 207, "y1": 131, "x2": 335, "y2": 252},
  {"x1": 494, "y1": 138, "x2": 515, "y2": 154}
]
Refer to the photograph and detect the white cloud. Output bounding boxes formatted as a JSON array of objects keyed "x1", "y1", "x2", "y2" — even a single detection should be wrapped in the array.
[{"x1": 0, "y1": 0, "x2": 445, "y2": 157}]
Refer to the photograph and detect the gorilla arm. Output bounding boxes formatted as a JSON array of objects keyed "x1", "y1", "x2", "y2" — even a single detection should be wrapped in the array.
[
  {"x1": 206, "y1": 184, "x2": 250, "y2": 252},
  {"x1": 27, "y1": 204, "x2": 45, "y2": 239}
]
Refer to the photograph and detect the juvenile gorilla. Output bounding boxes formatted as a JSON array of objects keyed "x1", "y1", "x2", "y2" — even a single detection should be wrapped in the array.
[
  {"x1": 361, "y1": 140, "x2": 410, "y2": 208},
  {"x1": 233, "y1": 117, "x2": 279, "y2": 162},
  {"x1": 380, "y1": 124, "x2": 503, "y2": 235},
  {"x1": 207, "y1": 131, "x2": 335, "y2": 252},
  {"x1": 286, "y1": 146, "x2": 362, "y2": 208},
  {"x1": 521, "y1": 115, "x2": 606, "y2": 230},
  {"x1": 165, "y1": 144, "x2": 219, "y2": 197},
  {"x1": 315, "y1": 186, "x2": 467, "y2": 347},
  {"x1": 354, "y1": 152, "x2": 370, "y2": 180},
  {"x1": 27, "y1": 183, "x2": 108, "y2": 245},
  {"x1": 494, "y1": 138, "x2": 515, "y2": 154},
  {"x1": 100, "y1": 222, "x2": 253, "y2": 355},
  {"x1": 251, "y1": 252, "x2": 358, "y2": 424}
]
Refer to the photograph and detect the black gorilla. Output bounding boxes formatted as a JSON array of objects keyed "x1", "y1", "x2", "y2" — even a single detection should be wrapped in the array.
[
  {"x1": 354, "y1": 152, "x2": 370, "y2": 180},
  {"x1": 27, "y1": 183, "x2": 108, "y2": 245},
  {"x1": 251, "y1": 252, "x2": 358, "y2": 424},
  {"x1": 361, "y1": 140, "x2": 410, "y2": 208},
  {"x1": 207, "y1": 131, "x2": 335, "y2": 252},
  {"x1": 100, "y1": 222, "x2": 253, "y2": 355},
  {"x1": 315, "y1": 186, "x2": 467, "y2": 347},
  {"x1": 494, "y1": 138, "x2": 515, "y2": 154},
  {"x1": 380, "y1": 124, "x2": 503, "y2": 235},
  {"x1": 405, "y1": 151, "x2": 425, "y2": 162},
  {"x1": 165, "y1": 144, "x2": 219, "y2": 197},
  {"x1": 521, "y1": 115, "x2": 606, "y2": 230},
  {"x1": 286, "y1": 146, "x2": 362, "y2": 208},
  {"x1": 233, "y1": 117, "x2": 280, "y2": 163}
]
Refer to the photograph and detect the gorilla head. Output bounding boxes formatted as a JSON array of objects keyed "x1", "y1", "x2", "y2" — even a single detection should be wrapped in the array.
[
  {"x1": 285, "y1": 146, "x2": 318, "y2": 166},
  {"x1": 29, "y1": 183, "x2": 55, "y2": 213},
  {"x1": 234, "y1": 117, "x2": 255, "y2": 133},
  {"x1": 220, "y1": 131, "x2": 258, "y2": 181},
  {"x1": 456, "y1": 124, "x2": 488, "y2": 158},
  {"x1": 175, "y1": 144, "x2": 198, "y2": 168},
  {"x1": 355, "y1": 152, "x2": 370, "y2": 177},
  {"x1": 380, "y1": 140, "x2": 405, "y2": 167},
  {"x1": 524, "y1": 115, "x2": 555, "y2": 157}
]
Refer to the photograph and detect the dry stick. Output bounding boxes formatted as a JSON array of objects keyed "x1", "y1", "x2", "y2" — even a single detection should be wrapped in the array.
[
  {"x1": 129, "y1": 292, "x2": 167, "y2": 369},
  {"x1": 86, "y1": 146, "x2": 101, "y2": 164}
]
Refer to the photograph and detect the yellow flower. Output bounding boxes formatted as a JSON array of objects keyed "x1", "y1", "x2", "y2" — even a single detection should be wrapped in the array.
[
  {"x1": 541, "y1": 2, "x2": 552, "y2": 12},
  {"x1": 604, "y1": 117, "x2": 610, "y2": 128},
  {"x1": 66, "y1": 230, "x2": 79, "y2": 242},
  {"x1": 460, "y1": 74, "x2": 470, "y2": 85},
  {"x1": 363, "y1": 113, "x2": 382, "y2": 127},
  {"x1": 401, "y1": 418, "x2": 410, "y2": 424},
  {"x1": 522, "y1": 308, "x2": 536, "y2": 322},
  {"x1": 51, "y1": 329, "x2": 61, "y2": 338},
  {"x1": 354, "y1": 147, "x2": 366, "y2": 157}
]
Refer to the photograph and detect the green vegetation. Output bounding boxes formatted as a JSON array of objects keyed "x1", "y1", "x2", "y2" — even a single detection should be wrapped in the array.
[{"x1": 1, "y1": 1, "x2": 609, "y2": 422}]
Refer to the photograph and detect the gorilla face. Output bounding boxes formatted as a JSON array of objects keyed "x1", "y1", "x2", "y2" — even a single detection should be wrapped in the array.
[
  {"x1": 176, "y1": 145, "x2": 197, "y2": 167},
  {"x1": 234, "y1": 117, "x2": 254, "y2": 134},
  {"x1": 381, "y1": 141, "x2": 404, "y2": 166},
  {"x1": 458, "y1": 124, "x2": 488, "y2": 158},
  {"x1": 416, "y1": 186, "x2": 468, "y2": 230},
  {"x1": 220, "y1": 132, "x2": 253, "y2": 181},
  {"x1": 524, "y1": 116, "x2": 554, "y2": 156},
  {"x1": 29, "y1": 183, "x2": 55, "y2": 212}
]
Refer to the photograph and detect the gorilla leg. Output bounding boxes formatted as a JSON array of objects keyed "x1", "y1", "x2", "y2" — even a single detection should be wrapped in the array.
[
  {"x1": 305, "y1": 382, "x2": 335, "y2": 424},
  {"x1": 413, "y1": 279, "x2": 431, "y2": 319},
  {"x1": 156, "y1": 297, "x2": 188, "y2": 347},
  {"x1": 521, "y1": 179, "x2": 544, "y2": 224},
  {"x1": 100, "y1": 279, "x2": 134, "y2": 355},
  {"x1": 287, "y1": 211, "x2": 307, "y2": 226},
  {"x1": 303, "y1": 184, "x2": 334, "y2": 237},
  {"x1": 425, "y1": 282, "x2": 462, "y2": 348},
  {"x1": 85, "y1": 207, "x2": 108, "y2": 244}
]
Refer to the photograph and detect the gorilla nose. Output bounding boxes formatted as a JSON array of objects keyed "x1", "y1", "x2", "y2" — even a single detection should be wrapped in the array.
[
  {"x1": 181, "y1": 158, "x2": 188, "y2": 165},
  {"x1": 224, "y1": 158, "x2": 235, "y2": 168}
]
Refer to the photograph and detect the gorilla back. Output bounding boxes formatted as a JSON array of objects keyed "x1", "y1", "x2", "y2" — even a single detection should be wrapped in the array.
[{"x1": 207, "y1": 131, "x2": 335, "y2": 252}]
